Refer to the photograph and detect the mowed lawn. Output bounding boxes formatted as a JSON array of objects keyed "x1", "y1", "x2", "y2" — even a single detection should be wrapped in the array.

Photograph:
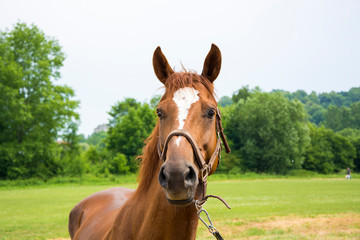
[{"x1": 0, "y1": 178, "x2": 359, "y2": 240}]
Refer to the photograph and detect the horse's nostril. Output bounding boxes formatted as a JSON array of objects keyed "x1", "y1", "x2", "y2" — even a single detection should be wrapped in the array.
[
  {"x1": 185, "y1": 166, "x2": 196, "y2": 183},
  {"x1": 159, "y1": 166, "x2": 167, "y2": 187}
]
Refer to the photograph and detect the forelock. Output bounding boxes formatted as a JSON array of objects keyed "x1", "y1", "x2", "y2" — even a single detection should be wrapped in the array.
[{"x1": 164, "y1": 71, "x2": 214, "y2": 95}]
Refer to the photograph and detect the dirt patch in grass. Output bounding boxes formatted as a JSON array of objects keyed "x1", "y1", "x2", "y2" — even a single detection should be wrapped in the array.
[
  {"x1": 258, "y1": 214, "x2": 359, "y2": 235},
  {"x1": 49, "y1": 214, "x2": 360, "y2": 240},
  {"x1": 201, "y1": 213, "x2": 360, "y2": 240}
]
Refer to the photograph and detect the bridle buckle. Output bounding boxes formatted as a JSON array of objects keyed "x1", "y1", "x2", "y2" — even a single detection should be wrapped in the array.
[{"x1": 200, "y1": 166, "x2": 209, "y2": 182}]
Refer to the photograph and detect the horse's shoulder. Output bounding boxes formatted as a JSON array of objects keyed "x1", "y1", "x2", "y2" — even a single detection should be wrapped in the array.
[
  {"x1": 76, "y1": 187, "x2": 134, "y2": 208},
  {"x1": 69, "y1": 187, "x2": 135, "y2": 239}
]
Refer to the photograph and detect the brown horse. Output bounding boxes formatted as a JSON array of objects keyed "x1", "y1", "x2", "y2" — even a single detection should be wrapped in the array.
[{"x1": 68, "y1": 44, "x2": 230, "y2": 240}]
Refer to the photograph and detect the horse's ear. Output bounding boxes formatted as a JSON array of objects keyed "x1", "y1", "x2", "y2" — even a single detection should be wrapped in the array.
[
  {"x1": 201, "y1": 44, "x2": 222, "y2": 83},
  {"x1": 153, "y1": 46, "x2": 174, "y2": 84}
]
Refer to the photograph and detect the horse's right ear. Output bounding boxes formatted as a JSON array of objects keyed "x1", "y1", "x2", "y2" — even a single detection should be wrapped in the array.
[{"x1": 153, "y1": 47, "x2": 174, "y2": 84}]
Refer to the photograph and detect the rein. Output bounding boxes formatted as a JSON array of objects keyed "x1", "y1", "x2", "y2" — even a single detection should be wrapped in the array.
[{"x1": 157, "y1": 107, "x2": 231, "y2": 239}]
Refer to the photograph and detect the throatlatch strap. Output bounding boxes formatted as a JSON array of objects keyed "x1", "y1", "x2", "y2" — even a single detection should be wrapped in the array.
[{"x1": 216, "y1": 108, "x2": 231, "y2": 153}]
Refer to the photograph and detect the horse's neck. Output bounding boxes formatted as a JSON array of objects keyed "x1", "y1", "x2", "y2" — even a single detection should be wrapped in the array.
[
  {"x1": 137, "y1": 178, "x2": 198, "y2": 239},
  {"x1": 109, "y1": 166, "x2": 199, "y2": 240}
]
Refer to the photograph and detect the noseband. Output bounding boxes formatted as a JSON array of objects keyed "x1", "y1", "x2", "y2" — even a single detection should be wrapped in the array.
[{"x1": 157, "y1": 107, "x2": 231, "y2": 204}]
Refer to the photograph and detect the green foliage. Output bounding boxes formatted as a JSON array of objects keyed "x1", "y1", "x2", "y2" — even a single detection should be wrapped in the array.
[
  {"x1": 81, "y1": 145, "x2": 110, "y2": 175},
  {"x1": 109, "y1": 153, "x2": 130, "y2": 174},
  {"x1": 108, "y1": 98, "x2": 141, "y2": 127},
  {"x1": 78, "y1": 134, "x2": 86, "y2": 143},
  {"x1": 61, "y1": 153, "x2": 87, "y2": 177},
  {"x1": 218, "y1": 96, "x2": 233, "y2": 107},
  {"x1": 225, "y1": 91, "x2": 310, "y2": 174},
  {"x1": 303, "y1": 124, "x2": 356, "y2": 173},
  {"x1": 323, "y1": 102, "x2": 360, "y2": 132},
  {"x1": 352, "y1": 138, "x2": 360, "y2": 172},
  {"x1": 275, "y1": 87, "x2": 360, "y2": 127},
  {"x1": 305, "y1": 102, "x2": 326, "y2": 125},
  {"x1": 218, "y1": 150, "x2": 242, "y2": 174},
  {"x1": 0, "y1": 142, "x2": 61, "y2": 180},
  {"x1": 106, "y1": 97, "x2": 157, "y2": 172},
  {"x1": 83, "y1": 145, "x2": 103, "y2": 165},
  {"x1": 86, "y1": 131, "x2": 107, "y2": 148},
  {"x1": 232, "y1": 85, "x2": 261, "y2": 103},
  {"x1": 337, "y1": 128, "x2": 360, "y2": 139},
  {"x1": 220, "y1": 86, "x2": 360, "y2": 174},
  {"x1": 337, "y1": 128, "x2": 360, "y2": 172},
  {"x1": 324, "y1": 105, "x2": 350, "y2": 131},
  {"x1": 0, "y1": 22, "x2": 79, "y2": 179},
  {"x1": 150, "y1": 94, "x2": 162, "y2": 109},
  {"x1": 63, "y1": 96, "x2": 159, "y2": 177}
]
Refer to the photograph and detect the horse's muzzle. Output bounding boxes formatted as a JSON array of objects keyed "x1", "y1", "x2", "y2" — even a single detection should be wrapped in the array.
[{"x1": 159, "y1": 160, "x2": 199, "y2": 205}]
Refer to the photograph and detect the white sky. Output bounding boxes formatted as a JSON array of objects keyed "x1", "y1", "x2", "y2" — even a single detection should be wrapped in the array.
[{"x1": 1, "y1": 0, "x2": 359, "y2": 136}]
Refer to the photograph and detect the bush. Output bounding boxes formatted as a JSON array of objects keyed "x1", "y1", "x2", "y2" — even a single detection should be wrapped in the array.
[{"x1": 109, "y1": 153, "x2": 130, "y2": 174}]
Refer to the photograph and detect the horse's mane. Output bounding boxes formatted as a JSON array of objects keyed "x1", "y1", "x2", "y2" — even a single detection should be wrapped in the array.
[
  {"x1": 136, "y1": 122, "x2": 161, "y2": 193},
  {"x1": 136, "y1": 71, "x2": 215, "y2": 193}
]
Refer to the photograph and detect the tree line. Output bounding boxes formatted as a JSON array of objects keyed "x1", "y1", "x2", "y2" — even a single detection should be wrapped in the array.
[
  {"x1": 219, "y1": 87, "x2": 360, "y2": 174},
  {"x1": 1, "y1": 23, "x2": 359, "y2": 180}
]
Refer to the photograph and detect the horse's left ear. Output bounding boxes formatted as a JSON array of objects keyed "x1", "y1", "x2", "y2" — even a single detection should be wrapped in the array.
[{"x1": 201, "y1": 44, "x2": 222, "y2": 83}]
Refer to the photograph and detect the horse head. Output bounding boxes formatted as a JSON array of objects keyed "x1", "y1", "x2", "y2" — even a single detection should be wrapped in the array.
[{"x1": 153, "y1": 44, "x2": 223, "y2": 206}]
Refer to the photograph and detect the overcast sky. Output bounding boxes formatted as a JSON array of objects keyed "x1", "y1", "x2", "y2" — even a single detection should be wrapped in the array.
[{"x1": 1, "y1": 0, "x2": 359, "y2": 136}]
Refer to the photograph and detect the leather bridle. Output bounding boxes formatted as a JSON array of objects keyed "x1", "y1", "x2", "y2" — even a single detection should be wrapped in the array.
[{"x1": 157, "y1": 107, "x2": 231, "y2": 206}]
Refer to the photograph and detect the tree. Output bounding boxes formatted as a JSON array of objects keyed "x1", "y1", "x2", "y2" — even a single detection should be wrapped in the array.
[
  {"x1": 308, "y1": 91, "x2": 320, "y2": 104},
  {"x1": 347, "y1": 87, "x2": 360, "y2": 103},
  {"x1": 225, "y1": 92, "x2": 310, "y2": 174},
  {"x1": 106, "y1": 97, "x2": 157, "y2": 172},
  {"x1": 324, "y1": 102, "x2": 360, "y2": 131},
  {"x1": 305, "y1": 103, "x2": 326, "y2": 125},
  {"x1": 338, "y1": 128, "x2": 360, "y2": 172},
  {"x1": 352, "y1": 138, "x2": 360, "y2": 172},
  {"x1": 277, "y1": 87, "x2": 360, "y2": 127},
  {"x1": 86, "y1": 131, "x2": 107, "y2": 148},
  {"x1": 109, "y1": 153, "x2": 130, "y2": 174},
  {"x1": 337, "y1": 128, "x2": 360, "y2": 141},
  {"x1": 292, "y1": 90, "x2": 309, "y2": 104},
  {"x1": 324, "y1": 105, "x2": 349, "y2": 131},
  {"x1": 0, "y1": 22, "x2": 79, "y2": 179},
  {"x1": 350, "y1": 102, "x2": 360, "y2": 129},
  {"x1": 150, "y1": 94, "x2": 161, "y2": 109},
  {"x1": 108, "y1": 98, "x2": 140, "y2": 127},
  {"x1": 218, "y1": 96, "x2": 233, "y2": 107},
  {"x1": 232, "y1": 86, "x2": 260, "y2": 103},
  {"x1": 303, "y1": 125, "x2": 355, "y2": 173}
]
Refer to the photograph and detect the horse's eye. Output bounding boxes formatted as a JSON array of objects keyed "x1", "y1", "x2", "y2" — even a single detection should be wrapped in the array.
[
  {"x1": 156, "y1": 109, "x2": 163, "y2": 118},
  {"x1": 207, "y1": 109, "x2": 216, "y2": 119}
]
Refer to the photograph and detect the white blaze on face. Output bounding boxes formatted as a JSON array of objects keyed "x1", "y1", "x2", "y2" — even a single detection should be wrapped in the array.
[{"x1": 172, "y1": 87, "x2": 200, "y2": 146}]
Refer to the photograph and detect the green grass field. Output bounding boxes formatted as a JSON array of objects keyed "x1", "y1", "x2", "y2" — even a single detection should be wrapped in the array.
[{"x1": 0, "y1": 178, "x2": 359, "y2": 239}]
